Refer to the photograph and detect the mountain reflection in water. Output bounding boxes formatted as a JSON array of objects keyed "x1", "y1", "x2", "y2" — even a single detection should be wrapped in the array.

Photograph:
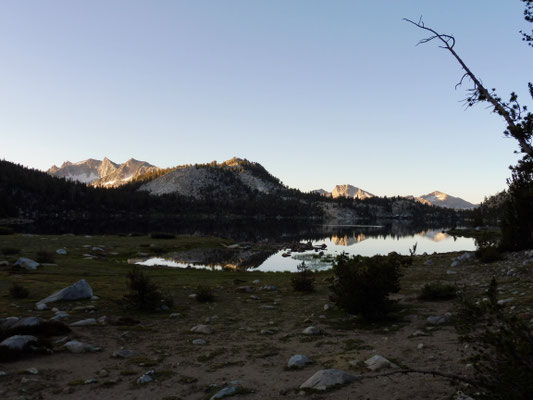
[{"x1": 135, "y1": 225, "x2": 476, "y2": 272}]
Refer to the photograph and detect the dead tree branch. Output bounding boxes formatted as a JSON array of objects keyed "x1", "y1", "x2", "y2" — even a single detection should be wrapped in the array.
[{"x1": 404, "y1": 17, "x2": 533, "y2": 158}]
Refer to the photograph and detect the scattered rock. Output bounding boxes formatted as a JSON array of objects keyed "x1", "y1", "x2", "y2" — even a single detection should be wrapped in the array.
[
  {"x1": 455, "y1": 391, "x2": 476, "y2": 400},
  {"x1": 112, "y1": 349, "x2": 136, "y2": 358},
  {"x1": 411, "y1": 330, "x2": 429, "y2": 337},
  {"x1": 427, "y1": 313, "x2": 452, "y2": 325},
  {"x1": 11, "y1": 317, "x2": 42, "y2": 329},
  {"x1": 192, "y1": 339, "x2": 207, "y2": 345},
  {"x1": 302, "y1": 326, "x2": 322, "y2": 335},
  {"x1": 50, "y1": 312, "x2": 70, "y2": 322},
  {"x1": 287, "y1": 354, "x2": 313, "y2": 369},
  {"x1": 497, "y1": 298, "x2": 514, "y2": 306},
  {"x1": 34, "y1": 303, "x2": 48, "y2": 311},
  {"x1": 91, "y1": 295, "x2": 100, "y2": 301},
  {"x1": 37, "y1": 279, "x2": 94, "y2": 306},
  {"x1": 365, "y1": 355, "x2": 398, "y2": 371},
  {"x1": 260, "y1": 285, "x2": 277, "y2": 291},
  {"x1": 70, "y1": 318, "x2": 97, "y2": 327},
  {"x1": 97, "y1": 316, "x2": 108, "y2": 325},
  {"x1": 137, "y1": 370, "x2": 154, "y2": 385},
  {"x1": 0, "y1": 335, "x2": 38, "y2": 350},
  {"x1": 0, "y1": 317, "x2": 19, "y2": 330},
  {"x1": 56, "y1": 249, "x2": 67, "y2": 255},
  {"x1": 25, "y1": 368, "x2": 39, "y2": 375},
  {"x1": 323, "y1": 304, "x2": 332, "y2": 311},
  {"x1": 190, "y1": 324, "x2": 213, "y2": 335},
  {"x1": 260, "y1": 329, "x2": 275, "y2": 335},
  {"x1": 0, "y1": 371, "x2": 6, "y2": 376},
  {"x1": 424, "y1": 259, "x2": 433, "y2": 266},
  {"x1": 14, "y1": 258, "x2": 40, "y2": 270},
  {"x1": 417, "y1": 343, "x2": 424, "y2": 350},
  {"x1": 84, "y1": 378, "x2": 98, "y2": 384},
  {"x1": 299, "y1": 369, "x2": 358, "y2": 391},
  {"x1": 169, "y1": 313, "x2": 182, "y2": 319},
  {"x1": 64, "y1": 340, "x2": 101, "y2": 353},
  {"x1": 252, "y1": 279, "x2": 261, "y2": 285},
  {"x1": 210, "y1": 386, "x2": 239, "y2": 399}
]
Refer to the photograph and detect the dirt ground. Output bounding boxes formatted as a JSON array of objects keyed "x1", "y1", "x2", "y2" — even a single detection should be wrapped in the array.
[{"x1": 1, "y1": 239, "x2": 532, "y2": 400}]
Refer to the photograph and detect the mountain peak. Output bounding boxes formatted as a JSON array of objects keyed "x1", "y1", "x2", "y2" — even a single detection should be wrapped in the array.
[{"x1": 417, "y1": 191, "x2": 475, "y2": 210}]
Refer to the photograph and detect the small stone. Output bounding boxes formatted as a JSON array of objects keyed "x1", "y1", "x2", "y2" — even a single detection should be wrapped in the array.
[
  {"x1": 35, "y1": 303, "x2": 48, "y2": 311},
  {"x1": 417, "y1": 343, "x2": 424, "y2": 350},
  {"x1": 188, "y1": 294, "x2": 197, "y2": 299},
  {"x1": 56, "y1": 249, "x2": 68, "y2": 255},
  {"x1": 14, "y1": 258, "x2": 40, "y2": 270},
  {"x1": 260, "y1": 329, "x2": 275, "y2": 335},
  {"x1": 323, "y1": 304, "x2": 332, "y2": 311},
  {"x1": 288, "y1": 354, "x2": 313, "y2": 369},
  {"x1": 446, "y1": 269, "x2": 457, "y2": 275},
  {"x1": 252, "y1": 279, "x2": 261, "y2": 284},
  {"x1": 261, "y1": 285, "x2": 277, "y2": 291},
  {"x1": 0, "y1": 335, "x2": 38, "y2": 350},
  {"x1": 192, "y1": 339, "x2": 207, "y2": 345},
  {"x1": 50, "y1": 311, "x2": 70, "y2": 321},
  {"x1": 64, "y1": 340, "x2": 101, "y2": 353},
  {"x1": 98, "y1": 369, "x2": 109, "y2": 377},
  {"x1": 25, "y1": 368, "x2": 39, "y2": 375},
  {"x1": 299, "y1": 369, "x2": 358, "y2": 391},
  {"x1": 169, "y1": 313, "x2": 182, "y2": 319},
  {"x1": 84, "y1": 378, "x2": 98, "y2": 384},
  {"x1": 91, "y1": 296, "x2": 100, "y2": 301},
  {"x1": 97, "y1": 316, "x2": 108, "y2": 325},
  {"x1": 411, "y1": 330, "x2": 429, "y2": 337},
  {"x1": 190, "y1": 324, "x2": 213, "y2": 335},
  {"x1": 427, "y1": 313, "x2": 452, "y2": 325},
  {"x1": 70, "y1": 318, "x2": 97, "y2": 327},
  {"x1": 497, "y1": 298, "x2": 514, "y2": 306},
  {"x1": 365, "y1": 355, "x2": 398, "y2": 371},
  {"x1": 210, "y1": 386, "x2": 238, "y2": 400},
  {"x1": 137, "y1": 370, "x2": 154, "y2": 385},
  {"x1": 112, "y1": 349, "x2": 136, "y2": 358},
  {"x1": 302, "y1": 326, "x2": 322, "y2": 335},
  {"x1": 0, "y1": 371, "x2": 6, "y2": 376}
]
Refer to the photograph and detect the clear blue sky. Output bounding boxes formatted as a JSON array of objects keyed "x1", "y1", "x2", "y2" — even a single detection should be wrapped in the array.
[{"x1": 1, "y1": 1, "x2": 531, "y2": 204}]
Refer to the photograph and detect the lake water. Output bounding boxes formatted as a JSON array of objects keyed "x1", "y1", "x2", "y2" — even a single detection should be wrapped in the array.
[{"x1": 136, "y1": 225, "x2": 476, "y2": 272}]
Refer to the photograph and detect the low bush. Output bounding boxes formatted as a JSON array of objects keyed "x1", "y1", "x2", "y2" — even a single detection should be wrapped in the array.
[
  {"x1": 123, "y1": 267, "x2": 173, "y2": 311},
  {"x1": 1, "y1": 247, "x2": 20, "y2": 255},
  {"x1": 455, "y1": 278, "x2": 533, "y2": 399},
  {"x1": 9, "y1": 283, "x2": 29, "y2": 299},
  {"x1": 291, "y1": 262, "x2": 315, "y2": 292},
  {"x1": 195, "y1": 286, "x2": 215, "y2": 302},
  {"x1": 0, "y1": 226, "x2": 13, "y2": 235},
  {"x1": 36, "y1": 249, "x2": 55, "y2": 263},
  {"x1": 329, "y1": 252, "x2": 405, "y2": 321},
  {"x1": 149, "y1": 232, "x2": 176, "y2": 240},
  {"x1": 476, "y1": 246, "x2": 503, "y2": 263},
  {"x1": 419, "y1": 282, "x2": 456, "y2": 301}
]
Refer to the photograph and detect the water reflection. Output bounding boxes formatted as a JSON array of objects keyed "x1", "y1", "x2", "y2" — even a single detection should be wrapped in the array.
[{"x1": 135, "y1": 225, "x2": 476, "y2": 272}]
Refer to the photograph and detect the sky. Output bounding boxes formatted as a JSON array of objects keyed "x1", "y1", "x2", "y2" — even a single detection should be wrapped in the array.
[{"x1": 0, "y1": 1, "x2": 531, "y2": 204}]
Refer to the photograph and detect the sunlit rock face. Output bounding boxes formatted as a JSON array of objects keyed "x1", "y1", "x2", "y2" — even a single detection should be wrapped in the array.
[
  {"x1": 139, "y1": 157, "x2": 283, "y2": 199},
  {"x1": 330, "y1": 184, "x2": 373, "y2": 200},
  {"x1": 331, "y1": 233, "x2": 367, "y2": 246},
  {"x1": 416, "y1": 191, "x2": 476, "y2": 210},
  {"x1": 47, "y1": 158, "x2": 158, "y2": 187}
]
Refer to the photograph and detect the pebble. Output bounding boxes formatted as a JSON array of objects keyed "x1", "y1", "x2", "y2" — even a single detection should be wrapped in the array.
[
  {"x1": 192, "y1": 339, "x2": 207, "y2": 345},
  {"x1": 190, "y1": 324, "x2": 213, "y2": 335},
  {"x1": 302, "y1": 326, "x2": 322, "y2": 335},
  {"x1": 25, "y1": 368, "x2": 39, "y2": 375},
  {"x1": 137, "y1": 370, "x2": 154, "y2": 385}
]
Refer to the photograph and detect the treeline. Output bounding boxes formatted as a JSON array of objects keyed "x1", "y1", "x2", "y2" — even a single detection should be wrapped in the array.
[{"x1": 0, "y1": 160, "x2": 321, "y2": 220}]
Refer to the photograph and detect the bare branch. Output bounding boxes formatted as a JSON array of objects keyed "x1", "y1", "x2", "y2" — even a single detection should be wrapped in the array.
[{"x1": 404, "y1": 17, "x2": 533, "y2": 157}]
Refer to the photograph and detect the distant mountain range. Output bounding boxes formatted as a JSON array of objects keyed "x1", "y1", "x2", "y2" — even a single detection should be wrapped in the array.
[
  {"x1": 48, "y1": 158, "x2": 159, "y2": 187},
  {"x1": 312, "y1": 185, "x2": 476, "y2": 210},
  {"x1": 46, "y1": 157, "x2": 476, "y2": 209}
]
